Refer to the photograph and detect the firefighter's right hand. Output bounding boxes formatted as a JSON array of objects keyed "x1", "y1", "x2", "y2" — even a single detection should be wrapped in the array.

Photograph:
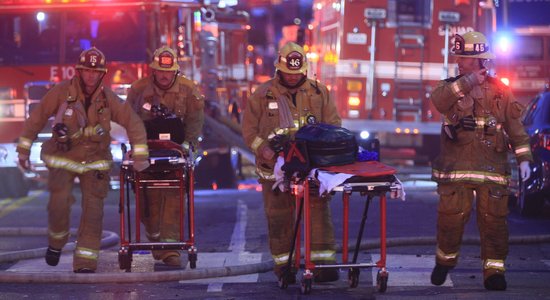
[
  {"x1": 18, "y1": 153, "x2": 31, "y2": 171},
  {"x1": 133, "y1": 159, "x2": 150, "y2": 172},
  {"x1": 259, "y1": 144, "x2": 275, "y2": 161},
  {"x1": 467, "y1": 69, "x2": 487, "y2": 86}
]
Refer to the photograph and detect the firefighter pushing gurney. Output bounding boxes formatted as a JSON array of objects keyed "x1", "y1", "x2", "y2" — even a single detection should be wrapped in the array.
[{"x1": 123, "y1": 46, "x2": 204, "y2": 268}]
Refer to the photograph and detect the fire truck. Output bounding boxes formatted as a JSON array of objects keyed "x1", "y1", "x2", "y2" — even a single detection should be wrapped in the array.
[
  {"x1": 492, "y1": 28, "x2": 550, "y2": 105},
  {"x1": 0, "y1": 0, "x2": 253, "y2": 195},
  {"x1": 307, "y1": 0, "x2": 494, "y2": 161}
]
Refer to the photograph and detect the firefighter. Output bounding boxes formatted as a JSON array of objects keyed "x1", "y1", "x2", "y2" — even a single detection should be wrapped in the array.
[
  {"x1": 16, "y1": 47, "x2": 149, "y2": 273},
  {"x1": 429, "y1": 31, "x2": 533, "y2": 290},
  {"x1": 126, "y1": 46, "x2": 204, "y2": 267},
  {"x1": 242, "y1": 42, "x2": 341, "y2": 282}
]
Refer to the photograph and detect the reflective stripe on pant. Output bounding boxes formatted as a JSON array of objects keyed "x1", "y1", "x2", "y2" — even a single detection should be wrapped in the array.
[
  {"x1": 436, "y1": 183, "x2": 509, "y2": 271},
  {"x1": 139, "y1": 175, "x2": 183, "y2": 260},
  {"x1": 47, "y1": 167, "x2": 109, "y2": 271},
  {"x1": 261, "y1": 180, "x2": 336, "y2": 276}
]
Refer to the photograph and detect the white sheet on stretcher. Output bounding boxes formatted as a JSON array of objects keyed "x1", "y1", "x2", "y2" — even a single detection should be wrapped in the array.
[{"x1": 273, "y1": 156, "x2": 406, "y2": 201}]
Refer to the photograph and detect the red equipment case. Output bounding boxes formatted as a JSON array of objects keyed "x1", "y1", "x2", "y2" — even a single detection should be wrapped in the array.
[
  {"x1": 279, "y1": 161, "x2": 399, "y2": 294},
  {"x1": 117, "y1": 140, "x2": 197, "y2": 271}
]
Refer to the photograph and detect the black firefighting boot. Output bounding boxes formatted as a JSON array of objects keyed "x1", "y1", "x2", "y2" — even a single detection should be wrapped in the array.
[
  {"x1": 276, "y1": 265, "x2": 297, "y2": 284},
  {"x1": 484, "y1": 273, "x2": 507, "y2": 291},
  {"x1": 45, "y1": 246, "x2": 62, "y2": 266},
  {"x1": 431, "y1": 263, "x2": 453, "y2": 286}
]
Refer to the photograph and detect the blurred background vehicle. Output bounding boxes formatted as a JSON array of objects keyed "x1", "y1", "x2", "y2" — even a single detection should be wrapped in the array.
[{"x1": 509, "y1": 86, "x2": 550, "y2": 217}]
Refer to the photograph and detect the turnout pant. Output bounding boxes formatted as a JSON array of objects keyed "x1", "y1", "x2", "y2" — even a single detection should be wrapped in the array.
[
  {"x1": 139, "y1": 171, "x2": 183, "y2": 260},
  {"x1": 47, "y1": 167, "x2": 110, "y2": 271},
  {"x1": 261, "y1": 180, "x2": 336, "y2": 277},
  {"x1": 435, "y1": 183, "x2": 509, "y2": 278}
]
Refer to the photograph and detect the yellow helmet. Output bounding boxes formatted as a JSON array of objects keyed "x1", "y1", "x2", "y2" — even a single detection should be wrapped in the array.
[
  {"x1": 76, "y1": 47, "x2": 107, "y2": 73},
  {"x1": 452, "y1": 31, "x2": 495, "y2": 59},
  {"x1": 274, "y1": 42, "x2": 308, "y2": 75},
  {"x1": 150, "y1": 46, "x2": 179, "y2": 71}
]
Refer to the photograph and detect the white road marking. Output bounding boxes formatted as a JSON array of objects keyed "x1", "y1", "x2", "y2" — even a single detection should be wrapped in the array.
[
  {"x1": 370, "y1": 254, "x2": 453, "y2": 287},
  {"x1": 206, "y1": 282, "x2": 223, "y2": 292},
  {"x1": 184, "y1": 198, "x2": 261, "y2": 288}
]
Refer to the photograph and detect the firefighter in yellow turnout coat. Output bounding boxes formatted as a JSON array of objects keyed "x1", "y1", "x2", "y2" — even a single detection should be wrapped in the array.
[
  {"x1": 429, "y1": 32, "x2": 533, "y2": 290},
  {"x1": 242, "y1": 42, "x2": 341, "y2": 282},
  {"x1": 126, "y1": 46, "x2": 204, "y2": 267},
  {"x1": 16, "y1": 47, "x2": 149, "y2": 273}
]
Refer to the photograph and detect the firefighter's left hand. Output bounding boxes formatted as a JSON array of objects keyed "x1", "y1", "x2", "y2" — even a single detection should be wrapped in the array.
[
  {"x1": 18, "y1": 153, "x2": 31, "y2": 171},
  {"x1": 519, "y1": 161, "x2": 531, "y2": 181}
]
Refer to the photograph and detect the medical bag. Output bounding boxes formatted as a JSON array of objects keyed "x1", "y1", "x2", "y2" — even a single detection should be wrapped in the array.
[
  {"x1": 144, "y1": 117, "x2": 185, "y2": 144},
  {"x1": 295, "y1": 123, "x2": 357, "y2": 167}
]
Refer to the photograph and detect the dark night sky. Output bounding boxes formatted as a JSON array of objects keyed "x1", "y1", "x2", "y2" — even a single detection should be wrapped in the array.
[{"x1": 497, "y1": 0, "x2": 550, "y2": 28}]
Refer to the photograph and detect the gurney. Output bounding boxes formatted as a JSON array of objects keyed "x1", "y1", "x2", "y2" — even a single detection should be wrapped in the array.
[
  {"x1": 117, "y1": 140, "x2": 197, "y2": 271},
  {"x1": 277, "y1": 160, "x2": 402, "y2": 294}
]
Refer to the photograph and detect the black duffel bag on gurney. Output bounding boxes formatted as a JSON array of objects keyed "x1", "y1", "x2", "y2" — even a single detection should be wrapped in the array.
[
  {"x1": 143, "y1": 103, "x2": 185, "y2": 145},
  {"x1": 295, "y1": 123, "x2": 357, "y2": 167}
]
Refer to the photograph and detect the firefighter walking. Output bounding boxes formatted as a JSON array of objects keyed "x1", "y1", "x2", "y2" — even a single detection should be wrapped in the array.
[
  {"x1": 126, "y1": 46, "x2": 204, "y2": 267},
  {"x1": 429, "y1": 31, "x2": 533, "y2": 290},
  {"x1": 16, "y1": 47, "x2": 149, "y2": 273},
  {"x1": 242, "y1": 42, "x2": 341, "y2": 283}
]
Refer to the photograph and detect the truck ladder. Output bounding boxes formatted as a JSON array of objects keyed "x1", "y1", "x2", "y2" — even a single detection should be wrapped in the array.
[{"x1": 393, "y1": 24, "x2": 425, "y2": 122}]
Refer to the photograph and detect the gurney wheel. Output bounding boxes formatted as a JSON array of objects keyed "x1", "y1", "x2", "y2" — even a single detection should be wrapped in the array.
[
  {"x1": 188, "y1": 252, "x2": 197, "y2": 269},
  {"x1": 118, "y1": 251, "x2": 132, "y2": 271},
  {"x1": 300, "y1": 278, "x2": 312, "y2": 295},
  {"x1": 348, "y1": 268, "x2": 360, "y2": 288},
  {"x1": 376, "y1": 269, "x2": 388, "y2": 293}
]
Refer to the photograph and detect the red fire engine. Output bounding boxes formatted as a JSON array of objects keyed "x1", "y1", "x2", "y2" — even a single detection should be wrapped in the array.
[
  {"x1": 0, "y1": 0, "x2": 252, "y2": 195},
  {"x1": 307, "y1": 0, "x2": 494, "y2": 160},
  {"x1": 492, "y1": 26, "x2": 550, "y2": 105}
]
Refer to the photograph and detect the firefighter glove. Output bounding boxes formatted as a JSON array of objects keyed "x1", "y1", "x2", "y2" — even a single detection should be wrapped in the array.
[
  {"x1": 133, "y1": 159, "x2": 150, "y2": 172},
  {"x1": 459, "y1": 115, "x2": 476, "y2": 131},
  {"x1": 259, "y1": 144, "x2": 275, "y2": 161},
  {"x1": 519, "y1": 161, "x2": 531, "y2": 182},
  {"x1": 268, "y1": 134, "x2": 289, "y2": 153},
  {"x1": 18, "y1": 153, "x2": 31, "y2": 171}
]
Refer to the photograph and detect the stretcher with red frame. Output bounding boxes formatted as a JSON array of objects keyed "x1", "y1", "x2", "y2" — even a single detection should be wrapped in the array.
[
  {"x1": 278, "y1": 161, "x2": 399, "y2": 294},
  {"x1": 117, "y1": 140, "x2": 197, "y2": 271}
]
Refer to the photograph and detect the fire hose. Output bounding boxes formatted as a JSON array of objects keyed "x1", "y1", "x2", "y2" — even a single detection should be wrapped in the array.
[{"x1": 1, "y1": 227, "x2": 549, "y2": 283}]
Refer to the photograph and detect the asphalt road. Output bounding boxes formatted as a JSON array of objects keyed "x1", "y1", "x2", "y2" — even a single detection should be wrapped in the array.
[{"x1": 1, "y1": 178, "x2": 550, "y2": 299}]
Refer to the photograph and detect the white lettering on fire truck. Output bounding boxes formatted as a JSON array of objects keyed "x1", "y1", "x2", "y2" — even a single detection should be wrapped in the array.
[
  {"x1": 438, "y1": 25, "x2": 474, "y2": 36},
  {"x1": 50, "y1": 66, "x2": 76, "y2": 81}
]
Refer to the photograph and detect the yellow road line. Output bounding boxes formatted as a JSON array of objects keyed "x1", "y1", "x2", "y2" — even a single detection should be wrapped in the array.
[
  {"x1": 0, "y1": 191, "x2": 45, "y2": 219},
  {"x1": 0, "y1": 199, "x2": 12, "y2": 211}
]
